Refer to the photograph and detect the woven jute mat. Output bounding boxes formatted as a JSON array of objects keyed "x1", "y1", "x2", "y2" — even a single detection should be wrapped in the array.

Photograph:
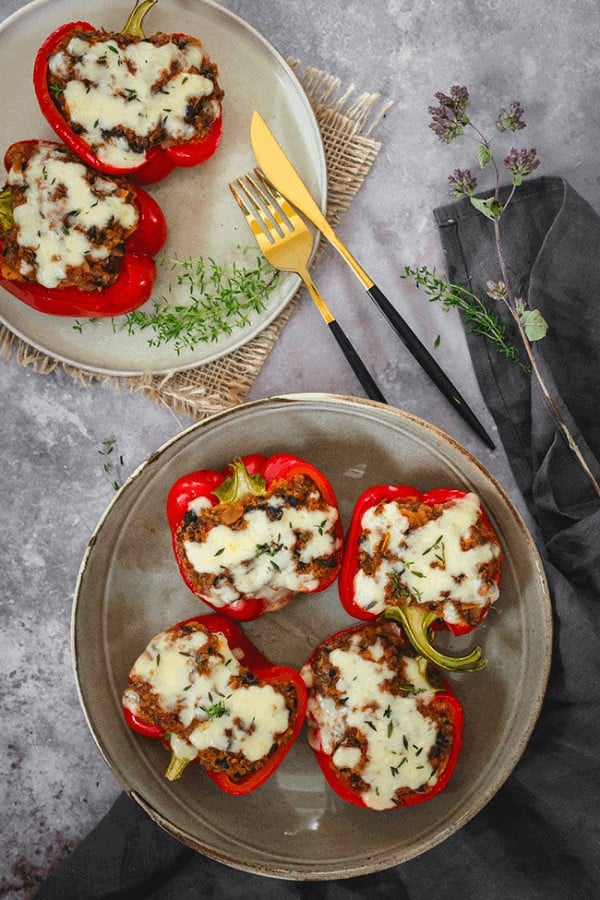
[{"x1": 0, "y1": 65, "x2": 391, "y2": 421}]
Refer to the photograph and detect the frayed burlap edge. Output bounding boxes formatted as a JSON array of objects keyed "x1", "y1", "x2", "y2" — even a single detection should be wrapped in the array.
[{"x1": 0, "y1": 65, "x2": 392, "y2": 420}]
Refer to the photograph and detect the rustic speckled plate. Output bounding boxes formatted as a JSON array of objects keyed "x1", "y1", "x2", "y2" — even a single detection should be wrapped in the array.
[
  {"x1": 0, "y1": 0, "x2": 325, "y2": 375},
  {"x1": 72, "y1": 394, "x2": 552, "y2": 880}
]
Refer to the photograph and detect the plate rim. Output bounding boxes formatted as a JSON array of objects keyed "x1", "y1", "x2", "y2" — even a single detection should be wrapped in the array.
[
  {"x1": 0, "y1": 0, "x2": 327, "y2": 377},
  {"x1": 71, "y1": 393, "x2": 553, "y2": 880}
]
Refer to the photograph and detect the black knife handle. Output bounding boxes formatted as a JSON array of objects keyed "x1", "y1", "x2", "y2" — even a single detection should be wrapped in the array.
[
  {"x1": 366, "y1": 283, "x2": 495, "y2": 450},
  {"x1": 327, "y1": 319, "x2": 387, "y2": 404}
]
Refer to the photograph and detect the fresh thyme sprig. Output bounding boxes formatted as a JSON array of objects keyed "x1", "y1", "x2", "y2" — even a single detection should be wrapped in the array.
[
  {"x1": 402, "y1": 265, "x2": 524, "y2": 368},
  {"x1": 74, "y1": 252, "x2": 280, "y2": 354}
]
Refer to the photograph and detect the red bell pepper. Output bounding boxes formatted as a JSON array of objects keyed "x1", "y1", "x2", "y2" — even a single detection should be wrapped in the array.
[
  {"x1": 0, "y1": 139, "x2": 166, "y2": 317},
  {"x1": 167, "y1": 453, "x2": 344, "y2": 621},
  {"x1": 300, "y1": 621, "x2": 464, "y2": 810},
  {"x1": 122, "y1": 613, "x2": 307, "y2": 794},
  {"x1": 33, "y1": 0, "x2": 223, "y2": 185},
  {"x1": 339, "y1": 484, "x2": 502, "y2": 672}
]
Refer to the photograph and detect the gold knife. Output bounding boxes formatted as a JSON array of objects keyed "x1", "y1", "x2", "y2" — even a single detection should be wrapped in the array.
[{"x1": 250, "y1": 110, "x2": 495, "y2": 451}]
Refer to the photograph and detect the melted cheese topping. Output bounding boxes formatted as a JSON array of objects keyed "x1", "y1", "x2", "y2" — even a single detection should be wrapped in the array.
[
  {"x1": 183, "y1": 495, "x2": 340, "y2": 607},
  {"x1": 354, "y1": 492, "x2": 500, "y2": 623},
  {"x1": 49, "y1": 36, "x2": 218, "y2": 168},
  {"x1": 7, "y1": 144, "x2": 137, "y2": 288},
  {"x1": 302, "y1": 633, "x2": 438, "y2": 811},
  {"x1": 122, "y1": 627, "x2": 290, "y2": 765}
]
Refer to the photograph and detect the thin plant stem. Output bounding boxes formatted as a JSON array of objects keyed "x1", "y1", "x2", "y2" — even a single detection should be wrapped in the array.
[{"x1": 492, "y1": 218, "x2": 600, "y2": 497}]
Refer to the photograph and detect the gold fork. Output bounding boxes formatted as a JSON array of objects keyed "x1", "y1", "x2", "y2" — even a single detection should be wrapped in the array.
[{"x1": 229, "y1": 170, "x2": 386, "y2": 403}]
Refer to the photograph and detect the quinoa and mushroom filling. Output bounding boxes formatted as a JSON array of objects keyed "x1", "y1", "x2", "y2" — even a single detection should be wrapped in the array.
[
  {"x1": 175, "y1": 473, "x2": 342, "y2": 608},
  {"x1": 354, "y1": 492, "x2": 501, "y2": 628},
  {"x1": 301, "y1": 621, "x2": 455, "y2": 810},
  {"x1": 122, "y1": 621, "x2": 299, "y2": 782},
  {"x1": 47, "y1": 30, "x2": 223, "y2": 168},
  {"x1": 0, "y1": 142, "x2": 139, "y2": 290}
]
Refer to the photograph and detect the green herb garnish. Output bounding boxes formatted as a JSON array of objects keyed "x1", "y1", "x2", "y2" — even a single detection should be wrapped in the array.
[
  {"x1": 201, "y1": 701, "x2": 229, "y2": 719},
  {"x1": 75, "y1": 253, "x2": 280, "y2": 354},
  {"x1": 255, "y1": 540, "x2": 283, "y2": 559}
]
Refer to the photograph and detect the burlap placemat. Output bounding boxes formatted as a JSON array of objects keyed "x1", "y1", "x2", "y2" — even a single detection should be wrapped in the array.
[{"x1": 0, "y1": 64, "x2": 391, "y2": 421}]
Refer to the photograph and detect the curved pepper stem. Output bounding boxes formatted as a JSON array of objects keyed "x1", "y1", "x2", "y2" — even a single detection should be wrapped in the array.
[
  {"x1": 381, "y1": 605, "x2": 487, "y2": 672},
  {"x1": 0, "y1": 187, "x2": 13, "y2": 233},
  {"x1": 122, "y1": 0, "x2": 158, "y2": 38},
  {"x1": 164, "y1": 750, "x2": 192, "y2": 781},
  {"x1": 213, "y1": 458, "x2": 267, "y2": 504}
]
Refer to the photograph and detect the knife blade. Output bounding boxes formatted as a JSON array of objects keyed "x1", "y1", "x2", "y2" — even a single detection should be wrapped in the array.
[{"x1": 250, "y1": 109, "x2": 495, "y2": 451}]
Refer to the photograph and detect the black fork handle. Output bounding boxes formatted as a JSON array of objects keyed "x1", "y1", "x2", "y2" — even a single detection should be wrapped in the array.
[{"x1": 327, "y1": 319, "x2": 387, "y2": 403}]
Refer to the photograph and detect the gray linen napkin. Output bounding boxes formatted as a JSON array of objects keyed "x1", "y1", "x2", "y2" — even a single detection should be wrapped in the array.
[{"x1": 34, "y1": 177, "x2": 600, "y2": 898}]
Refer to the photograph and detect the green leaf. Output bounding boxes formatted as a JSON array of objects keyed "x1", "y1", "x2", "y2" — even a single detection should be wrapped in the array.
[
  {"x1": 477, "y1": 144, "x2": 493, "y2": 168},
  {"x1": 519, "y1": 308, "x2": 548, "y2": 341},
  {"x1": 470, "y1": 196, "x2": 504, "y2": 220},
  {"x1": 512, "y1": 172, "x2": 523, "y2": 187}
]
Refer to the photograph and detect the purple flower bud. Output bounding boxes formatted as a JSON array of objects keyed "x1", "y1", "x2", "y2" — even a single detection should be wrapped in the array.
[
  {"x1": 496, "y1": 101, "x2": 526, "y2": 132},
  {"x1": 504, "y1": 147, "x2": 541, "y2": 183},
  {"x1": 428, "y1": 85, "x2": 470, "y2": 143},
  {"x1": 486, "y1": 280, "x2": 508, "y2": 301},
  {"x1": 448, "y1": 168, "x2": 478, "y2": 198}
]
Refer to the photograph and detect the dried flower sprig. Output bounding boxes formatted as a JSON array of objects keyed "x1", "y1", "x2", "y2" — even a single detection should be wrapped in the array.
[
  {"x1": 415, "y1": 86, "x2": 599, "y2": 496},
  {"x1": 496, "y1": 101, "x2": 526, "y2": 133},
  {"x1": 428, "y1": 85, "x2": 471, "y2": 143}
]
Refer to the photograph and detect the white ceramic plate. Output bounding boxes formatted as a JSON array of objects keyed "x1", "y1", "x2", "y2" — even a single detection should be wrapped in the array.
[
  {"x1": 72, "y1": 394, "x2": 552, "y2": 880},
  {"x1": 0, "y1": 0, "x2": 325, "y2": 375}
]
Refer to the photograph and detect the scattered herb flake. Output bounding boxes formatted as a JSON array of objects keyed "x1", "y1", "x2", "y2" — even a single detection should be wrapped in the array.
[{"x1": 99, "y1": 437, "x2": 122, "y2": 491}]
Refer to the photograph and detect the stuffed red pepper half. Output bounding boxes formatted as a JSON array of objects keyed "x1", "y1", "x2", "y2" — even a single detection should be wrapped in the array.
[
  {"x1": 34, "y1": 0, "x2": 223, "y2": 184},
  {"x1": 167, "y1": 453, "x2": 344, "y2": 622},
  {"x1": 300, "y1": 620, "x2": 463, "y2": 810},
  {"x1": 0, "y1": 140, "x2": 166, "y2": 317},
  {"x1": 339, "y1": 485, "x2": 502, "y2": 672},
  {"x1": 122, "y1": 613, "x2": 307, "y2": 794}
]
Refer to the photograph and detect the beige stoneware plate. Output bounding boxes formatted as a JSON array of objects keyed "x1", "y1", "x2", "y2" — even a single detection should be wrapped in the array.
[
  {"x1": 0, "y1": 0, "x2": 325, "y2": 375},
  {"x1": 72, "y1": 394, "x2": 552, "y2": 880}
]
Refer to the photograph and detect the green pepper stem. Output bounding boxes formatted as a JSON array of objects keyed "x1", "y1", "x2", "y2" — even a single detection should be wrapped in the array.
[
  {"x1": 0, "y1": 187, "x2": 14, "y2": 233},
  {"x1": 122, "y1": 0, "x2": 158, "y2": 38},
  {"x1": 213, "y1": 459, "x2": 267, "y2": 504},
  {"x1": 164, "y1": 751, "x2": 192, "y2": 781},
  {"x1": 381, "y1": 605, "x2": 487, "y2": 672}
]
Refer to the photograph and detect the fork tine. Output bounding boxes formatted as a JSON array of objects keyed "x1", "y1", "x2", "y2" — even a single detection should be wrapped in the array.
[
  {"x1": 229, "y1": 181, "x2": 272, "y2": 251},
  {"x1": 243, "y1": 173, "x2": 290, "y2": 235},
  {"x1": 234, "y1": 177, "x2": 275, "y2": 235},
  {"x1": 253, "y1": 168, "x2": 299, "y2": 224}
]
